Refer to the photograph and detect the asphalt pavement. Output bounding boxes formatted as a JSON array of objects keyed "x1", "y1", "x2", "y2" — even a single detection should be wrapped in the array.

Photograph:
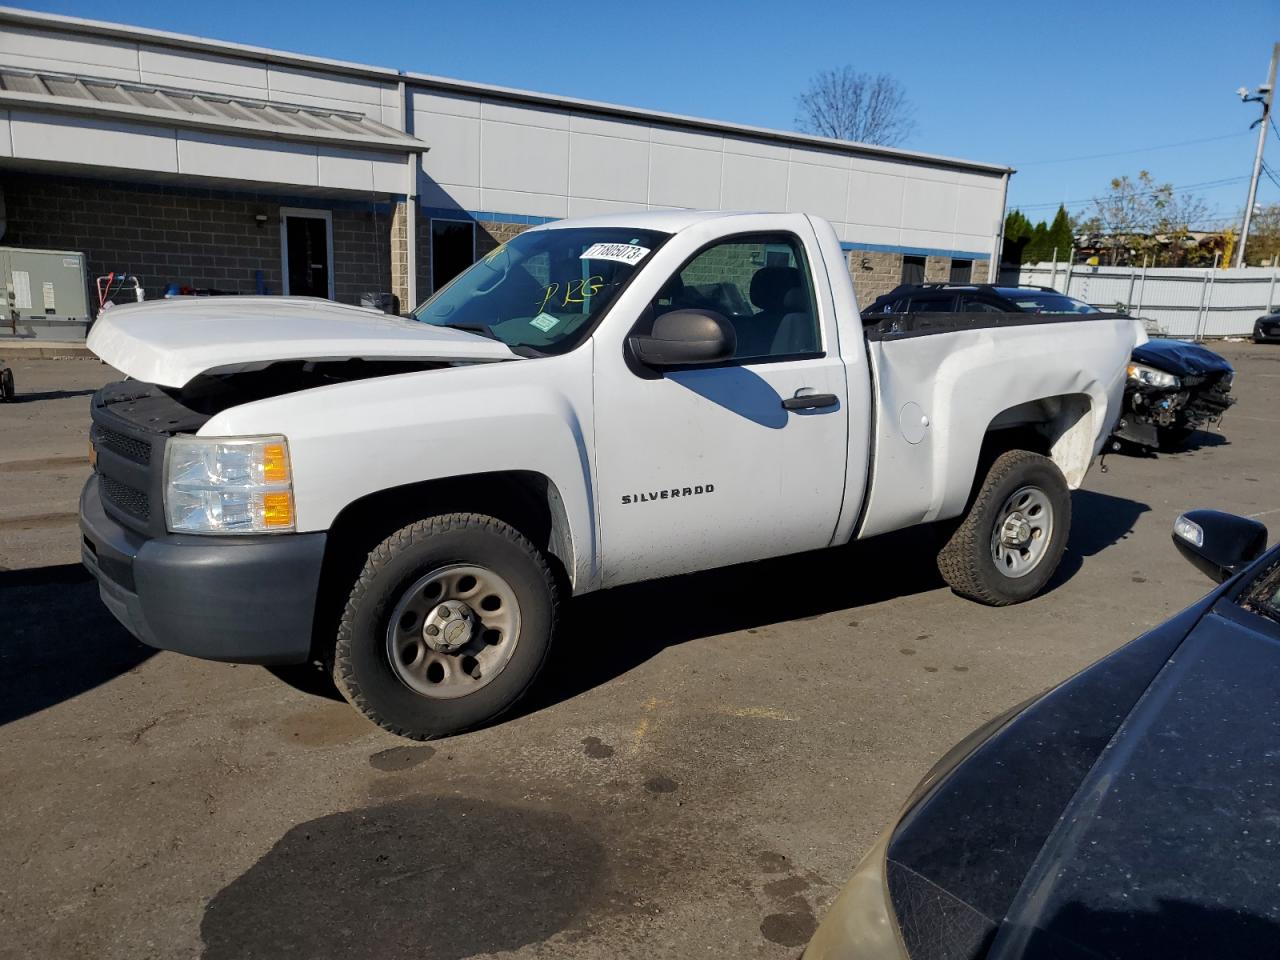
[{"x1": 1, "y1": 342, "x2": 1276, "y2": 959}]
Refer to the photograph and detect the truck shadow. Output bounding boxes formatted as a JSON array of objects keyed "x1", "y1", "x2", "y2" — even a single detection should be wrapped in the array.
[
  {"x1": 1042, "y1": 488, "x2": 1149, "y2": 593},
  {"x1": 0, "y1": 563, "x2": 155, "y2": 726},
  {"x1": 265, "y1": 488, "x2": 1149, "y2": 718},
  {"x1": 528, "y1": 488, "x2": 1147, "y2": 716},
  {"x1": 6, "y1": 387, "x2": 98, "y2": 402}
]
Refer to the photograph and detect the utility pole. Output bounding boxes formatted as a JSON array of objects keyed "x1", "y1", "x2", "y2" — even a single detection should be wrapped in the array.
[{"x1": 1236, "y1": 42, "x2": 1279, "y2": 268}]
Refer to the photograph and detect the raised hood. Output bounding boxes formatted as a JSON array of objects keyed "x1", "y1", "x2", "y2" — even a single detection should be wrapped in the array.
[{"x1": 87, "y1": 297, "x2": 520, "y2": 387}]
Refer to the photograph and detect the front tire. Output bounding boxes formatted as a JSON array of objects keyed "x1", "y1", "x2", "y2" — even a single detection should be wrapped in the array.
[
  {"x1": 333, "y1": 513, "x2": 559, "y2": 740},
  {"x1": 937, "y1": 450, "x2": 1071, "y2": 606}
]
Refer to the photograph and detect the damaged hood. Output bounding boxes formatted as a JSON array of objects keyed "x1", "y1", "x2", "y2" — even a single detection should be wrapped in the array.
[
  {"x1": 1131, "y1": 337, "x2": 1233, "y2": 377},
  {"x1": 87, "y1": 296, "x2": 520, "y2": 387}
]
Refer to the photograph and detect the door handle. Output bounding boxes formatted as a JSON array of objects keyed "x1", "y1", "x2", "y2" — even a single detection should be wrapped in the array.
[{"x1": 781, "y1": 391, "x2": 839, "y2": 411}]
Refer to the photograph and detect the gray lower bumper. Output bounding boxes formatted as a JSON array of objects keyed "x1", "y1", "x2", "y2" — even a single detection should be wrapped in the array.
[{"x1": 79, "y1": 475, "x2": 327, "y2": 664}]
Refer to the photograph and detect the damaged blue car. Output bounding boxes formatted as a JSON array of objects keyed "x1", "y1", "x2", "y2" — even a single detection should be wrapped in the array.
[{"x1": 1111, "y1": 338, "x2": 1235, "y2": 450}]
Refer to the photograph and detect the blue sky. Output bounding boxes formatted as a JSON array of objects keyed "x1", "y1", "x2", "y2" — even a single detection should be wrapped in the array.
[{"x1": 16, "y1": 0, "x2": 1280, "y2": 229}]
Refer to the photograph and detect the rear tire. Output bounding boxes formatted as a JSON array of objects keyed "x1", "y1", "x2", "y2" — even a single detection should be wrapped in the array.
[
  {"x1": 0, "y1": 367, "x2": 13, "y2": 402},
  {"x1": 333, "y1": 512, "x2": 558, "y2": 740},
  {"x1": 937, "y1": 450, "x2": 1071, "y2": 606}
]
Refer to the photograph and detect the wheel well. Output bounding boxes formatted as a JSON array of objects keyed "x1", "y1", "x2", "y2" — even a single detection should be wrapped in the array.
[
  {"x1": 980, "y1": 393, "x2": 1095, "y2": 489},
  {"x1": 310, "y1": 471, "x2": 575, "y2": 659}
]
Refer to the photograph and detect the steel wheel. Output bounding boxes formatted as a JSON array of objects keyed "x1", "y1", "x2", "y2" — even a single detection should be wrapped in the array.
[
  {"x1": 385, "y1": 563, "x2": 521, "y2": 700},
  {"x1": 989, "y1": 485, "x2": 1054, "y2": 579}
]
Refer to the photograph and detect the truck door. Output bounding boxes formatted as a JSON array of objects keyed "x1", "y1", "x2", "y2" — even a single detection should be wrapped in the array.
[{"x1": 593, "y1": 228, "x2": 850, "y2": 587}]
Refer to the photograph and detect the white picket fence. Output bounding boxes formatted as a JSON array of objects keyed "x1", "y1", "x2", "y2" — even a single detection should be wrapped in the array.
[{"x1": 1000, "y1": 262, "x2": 1280, "y2": 338}]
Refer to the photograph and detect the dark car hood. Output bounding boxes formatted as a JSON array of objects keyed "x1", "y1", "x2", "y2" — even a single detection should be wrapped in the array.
[
  {"x1": 1131, "y1": 338, "x2": 1233, "y2": 377},
  {"x1": 990, "y1": 600, "x2": 1280, "y2": 959}
]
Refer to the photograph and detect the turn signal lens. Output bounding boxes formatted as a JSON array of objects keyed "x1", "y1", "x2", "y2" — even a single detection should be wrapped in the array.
[
  {"x1": 262, "y1": 443, "x2": 289, "y2": 482},
  {"x1": 262, "y1": 491, "x2": 294, "y2": 528}
]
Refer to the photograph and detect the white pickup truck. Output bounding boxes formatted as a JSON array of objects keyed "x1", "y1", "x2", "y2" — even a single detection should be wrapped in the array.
[{"x1": 81, "y1": 211, "x2": 1141, "y2": 739}]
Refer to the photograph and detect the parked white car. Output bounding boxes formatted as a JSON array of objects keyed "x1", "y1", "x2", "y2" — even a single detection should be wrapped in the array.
[{"x1": 81, "y1": 211, "x2": 1142, "y2": 739}]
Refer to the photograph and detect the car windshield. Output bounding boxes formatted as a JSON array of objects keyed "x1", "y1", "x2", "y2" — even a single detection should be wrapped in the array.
[
  {"x1": 413, "y1": 227, "x2": 668, "y2": 354},
  {"x1": 997, "y1": 289, "x2": 1100, "y2": 315}
]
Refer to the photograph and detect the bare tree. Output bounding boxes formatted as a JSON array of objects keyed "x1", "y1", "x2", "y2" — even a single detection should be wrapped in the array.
[
  {"x1": 1078, "y1": 171, "x2": 1210, "y2": 266},
  {"x1": 795, "y1": 67, "x2": 915, "y2": 146}
]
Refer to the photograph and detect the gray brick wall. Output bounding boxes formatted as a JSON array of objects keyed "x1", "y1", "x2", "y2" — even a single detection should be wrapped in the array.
[
  {"x1": 848, "y1": 250, "x2": 904, "y2": 306},
  {"x1": 1, "y1": 173, "x2": 395, "y2": 307}
]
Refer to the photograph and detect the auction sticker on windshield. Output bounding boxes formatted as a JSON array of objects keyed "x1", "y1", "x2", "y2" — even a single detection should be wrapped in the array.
[
  {"x1": 580, "y1": 242, "x2": 650, "y2": 265},
  {"x1": 530, "y1": 312, "x2": 560, "y2": 332}
]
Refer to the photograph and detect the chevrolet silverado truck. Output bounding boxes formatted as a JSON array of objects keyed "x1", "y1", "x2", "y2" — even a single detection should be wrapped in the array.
[{"x1": 80, "y1": 211, "x2": 1143, "y2": 739}]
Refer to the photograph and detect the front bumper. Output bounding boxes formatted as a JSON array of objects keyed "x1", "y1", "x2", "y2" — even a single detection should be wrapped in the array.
[
  {"x1": 1255, "y1": 322, "x2": 1280, "y2": 343},
  {"x1": 79, "y1": 474, "x2": 327, "y2": 664}
]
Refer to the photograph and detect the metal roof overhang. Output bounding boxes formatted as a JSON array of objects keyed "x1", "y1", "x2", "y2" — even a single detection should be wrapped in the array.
[{"x1": 0, "y1": 67, "x2": 426, "y2": 155}]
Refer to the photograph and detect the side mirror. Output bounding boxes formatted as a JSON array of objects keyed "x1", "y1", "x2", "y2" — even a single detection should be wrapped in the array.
[
  {"x1": 629, "y1": 309, "x2": 736, "y2": 368},
  {"x1": 1172, "y1": 509, "x2": 1268, "y2": 583}
]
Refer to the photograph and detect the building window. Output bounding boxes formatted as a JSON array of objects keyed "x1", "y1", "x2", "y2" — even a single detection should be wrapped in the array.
[
  {"x1": 950, "y1": 259, "x2": 973, "y2": 283},
  {"x1": 901, "y1": 255, "x2": 926, "y2": 285},
  {"x1": 431, "y1": 219, "x2": 476, "y2": 292}
]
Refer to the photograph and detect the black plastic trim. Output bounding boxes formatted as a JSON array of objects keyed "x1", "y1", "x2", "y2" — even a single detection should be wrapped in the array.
[
  {"x1": 79, "y1": 475, "x2": 325, "y2": 665},
  {"x1": 864, "y1": 310, "x2": 1126, "y2": 342}
]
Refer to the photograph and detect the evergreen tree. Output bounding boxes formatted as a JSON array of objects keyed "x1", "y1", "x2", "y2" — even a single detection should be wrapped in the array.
[
  {"x1": 1024, "y1": 220, "x2": 1050, "y2": 264},
  {"x1": 1002, "y1": 210, "x2": 1032, "y2": 263},
  {"x1": 1047, "y1": 205, "x2": 1074, "y2": 261}
]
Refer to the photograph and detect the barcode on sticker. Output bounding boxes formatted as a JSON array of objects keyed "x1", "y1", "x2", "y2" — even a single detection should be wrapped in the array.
[{"x1": 580, "y1": 243, "x2": 650, "y2": 265}]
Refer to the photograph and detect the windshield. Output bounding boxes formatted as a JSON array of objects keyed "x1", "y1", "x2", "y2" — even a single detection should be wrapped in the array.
[
  {"x1": 413, "y1": 227, "x2": 669, "y2": 354},
  {"x1": 996, "y1": 289, "x2": 1100, "y2": 315}
]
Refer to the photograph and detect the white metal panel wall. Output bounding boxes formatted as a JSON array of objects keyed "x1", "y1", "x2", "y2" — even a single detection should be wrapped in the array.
[
  {"x1": 11, "y1": 111, "x2": 178, "y2": 172},
  {"x1": 411, "y1": 86, "x2": 1005, "y2": 257},
  {"x1": 1014, "y1": 262, "x2": 1280, "y2": 338},
  {"x1": 0, "y1": 24, "x2": 399, "y2": 123},
  {"x1": 0, "y1": 24, "x2": 140, "y2": 80},
  {"x1": 3, "y1": 114, "x2": 406, "y2": 192}
]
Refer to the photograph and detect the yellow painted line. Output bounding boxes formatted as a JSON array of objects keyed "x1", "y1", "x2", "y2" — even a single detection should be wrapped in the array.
[{"x1": 630, "y1": 695, "x2": 660, "y2": 755}]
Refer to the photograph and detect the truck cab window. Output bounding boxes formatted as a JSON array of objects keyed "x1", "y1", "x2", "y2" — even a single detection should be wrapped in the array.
[{"x1": 655, "y1": 234, "x2": 820, "y2": 361}]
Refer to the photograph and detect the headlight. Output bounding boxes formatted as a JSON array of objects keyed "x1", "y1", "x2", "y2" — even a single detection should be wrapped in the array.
[
  {"x1": 165, "y1": 435, "x2": 295, "y2": 534},
  {"x1": 1127, "y1": 362, "x2": 1180, "y2": 389}
]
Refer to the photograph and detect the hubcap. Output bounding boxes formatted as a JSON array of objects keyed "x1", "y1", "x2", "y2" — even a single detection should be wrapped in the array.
[
  {"x1": 385, "y1": 564, "x2": 521, "y2": 700},
  {"x1": 990, "y1": 485, "x2": 1054, "y2": 579}
]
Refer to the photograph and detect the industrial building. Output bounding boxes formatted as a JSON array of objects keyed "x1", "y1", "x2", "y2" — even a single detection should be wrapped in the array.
[{"x1": 0, "y1": 6, "x2": 1011, "y2": 339}]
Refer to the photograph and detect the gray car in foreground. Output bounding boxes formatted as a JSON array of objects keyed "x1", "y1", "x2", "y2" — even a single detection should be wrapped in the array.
[{"x1": 806, "y1": 509, "x2": 1278, "y2": 960}]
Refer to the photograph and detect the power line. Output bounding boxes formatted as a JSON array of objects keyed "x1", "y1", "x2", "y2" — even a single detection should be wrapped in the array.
[
  {"x1": 1261, "y1": 160, "x2": 1280, "y2": 192},
  {"x1": 1012, "y1": 131, "x2": 1250, "y2": 167},
  {"x1": 1013, "y1": 175, "x2": 1251, "y2": 213}
]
